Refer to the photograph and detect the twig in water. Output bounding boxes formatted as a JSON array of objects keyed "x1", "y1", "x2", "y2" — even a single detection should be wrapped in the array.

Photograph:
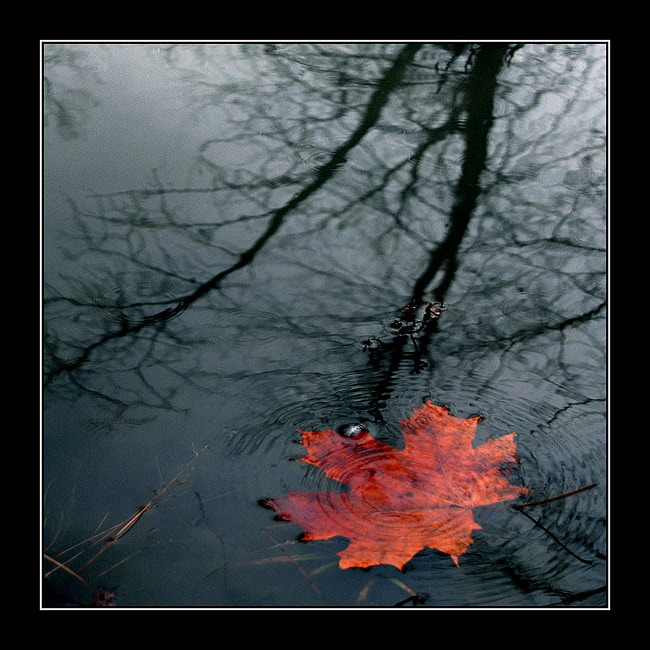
[
  {"x1": 262, "y1": 530, "x2": 323, "y2": 601},
  {"x1": 512, "y1": 483, "x2": 598, "y2": 510},
  {"x1": 511, "y1": 483, "x2": 599, "y2": 565},
  {"x1": 514, "y1": 508, "x2": 593, "y2": 565},
  {"x1": 43, "y1": 554, "x2": 91, "y2": 591},
  {"x1": 390, "y1": 576, "x2": 426, "y2": 606},
  {"x1": 45, "y1": 442, "x2": 214, "y2": 578}
]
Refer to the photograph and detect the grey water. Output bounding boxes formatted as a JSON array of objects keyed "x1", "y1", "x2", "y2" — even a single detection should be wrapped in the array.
[{"x1": 42, "y1": 42, "x2": 607, "y2": 608}]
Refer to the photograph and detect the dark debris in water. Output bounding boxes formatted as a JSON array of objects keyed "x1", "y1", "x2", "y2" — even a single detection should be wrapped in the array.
[
  {"x1": 362, "y1": 301, "x2": 445, "y2": 375},
  {"x1": 390, "y1": 301, "x2": 446, "y2": 336},
  {"x1": 93, "y1": 587, "x2": 117, "y2": 607}
]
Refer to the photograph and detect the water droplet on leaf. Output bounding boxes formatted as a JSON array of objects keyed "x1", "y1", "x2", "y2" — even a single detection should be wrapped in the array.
[{"x1": 337, "y1": 423, "x2": 368, "y2": 438}]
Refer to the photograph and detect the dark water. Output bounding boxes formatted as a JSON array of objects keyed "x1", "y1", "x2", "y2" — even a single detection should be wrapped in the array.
[{"x1": 42, "y1": 42, "x2": 607, "y2": 608}]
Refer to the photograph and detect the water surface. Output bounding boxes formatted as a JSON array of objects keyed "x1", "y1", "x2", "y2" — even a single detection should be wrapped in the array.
[{"x1": 42, "y1": 42, "x2": 607, "y2": 608}]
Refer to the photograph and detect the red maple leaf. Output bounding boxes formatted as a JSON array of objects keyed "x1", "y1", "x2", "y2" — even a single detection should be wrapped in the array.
[{"x1": 263, "y1": 401, "x2": 532, "y2": 570}]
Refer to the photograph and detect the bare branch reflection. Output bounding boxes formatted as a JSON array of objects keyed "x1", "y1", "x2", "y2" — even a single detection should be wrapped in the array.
[
  {"x1": 44, "y1": 43, "x2": 606, "y2": 440},
  {"x1": 44, "y1": 44, "x2": 425, "y2": 419},
  {"x1": 43, "y1": 42, "x2": 606, "y2": 606}
]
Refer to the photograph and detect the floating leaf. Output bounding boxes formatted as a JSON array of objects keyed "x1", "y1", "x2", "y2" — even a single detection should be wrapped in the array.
[{"x1": 263, "y1": 401, "x2": 531, "y2": 570}]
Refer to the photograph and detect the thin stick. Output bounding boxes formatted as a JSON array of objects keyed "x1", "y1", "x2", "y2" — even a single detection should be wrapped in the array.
[
  {"x1": 46, "y1": 442, "x2": 214, "y2": 578},
  {"x1": 57, "y1": 520, "x2": 123, "y2": 557},
  {"x1": 262, "y1": 530, "x2": 323, "y2": 600},
  {"x1": 94, "y1": 544, "x2": 152, "y2": 579},
  {"x1": 389, "y1": 576, "x2": 422, "y2": 599},
  {"x1": 75, "y1": 505, "x2": 152, "y2": 572},
  {"x1": 390, "y1": 577, "x2": 425, "y2": 606},
  {"x1": 43, "y1": 554, "x2": 91, "y2": 590},
  {"x1": 515, "y1": 508, "x2": 592, "y2": 564},
  {"x1": 512, "y1": 483, "x2": 598, "y2": 509}
]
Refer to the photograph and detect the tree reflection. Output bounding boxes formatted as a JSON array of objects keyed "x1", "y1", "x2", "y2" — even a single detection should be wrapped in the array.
[
  {"x1": 43, "y1": 42, "x2": 607, "y2": 606},
  {"x1": 43, "y1": 43, "x2": 606, "y2": 441},
  {"x1": 43, "y1": 44, "x2": 103, "y2": 140},
  {"x1": 44, "y1": 45, "x2": 421, "y2": 401}
]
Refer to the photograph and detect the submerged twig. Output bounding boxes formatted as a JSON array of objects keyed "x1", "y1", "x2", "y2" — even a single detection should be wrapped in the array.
[
  {"x1": 262, "y1": 530, "x2": 323, "y2": 601},
  {"x1": 390, "y1": 577, "x2": 426, "y2": 606},
  {"x1": 510, "y1": 482, "x2": 599, "y2": 565},
  {"x1": 514, "y1": 508, "x2": 593, "y2": 565},
  {"x1": 474, "y1": 482, "x2": 599, "y2": 565}
]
